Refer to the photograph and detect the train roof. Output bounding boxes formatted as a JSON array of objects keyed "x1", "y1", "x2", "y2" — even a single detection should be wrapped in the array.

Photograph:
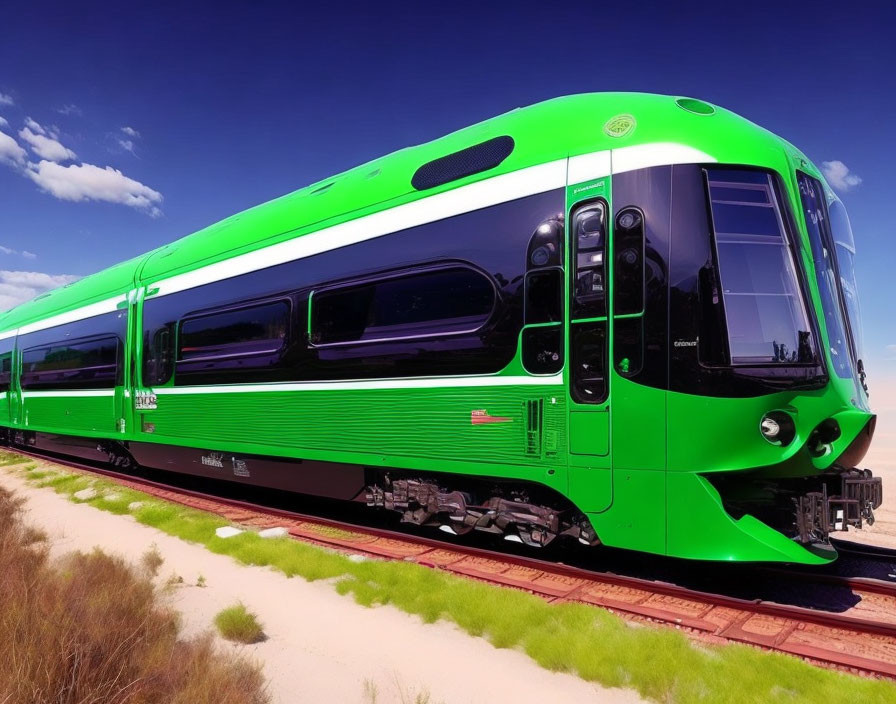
[{"x1": 0, "y1": 91, "x2": 818, "y2": 333}]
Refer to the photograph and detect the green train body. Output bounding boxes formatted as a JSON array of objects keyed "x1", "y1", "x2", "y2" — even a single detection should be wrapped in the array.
[{"x1": 0, "y1": 93, "x2": 880, "y2": 564}]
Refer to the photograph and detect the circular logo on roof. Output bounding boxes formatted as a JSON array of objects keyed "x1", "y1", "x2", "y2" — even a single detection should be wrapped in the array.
[{"x1": 604, "y1": 114, "x2": 635, "y2": 138}]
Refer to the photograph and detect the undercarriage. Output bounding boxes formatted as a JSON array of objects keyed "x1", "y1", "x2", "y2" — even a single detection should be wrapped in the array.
[
  {"x1": 710, "y1": 467, "x2": 883, "y2": 546},
  {"x1": 366, "y1": 474, "x2": 599, "y2": 548}
]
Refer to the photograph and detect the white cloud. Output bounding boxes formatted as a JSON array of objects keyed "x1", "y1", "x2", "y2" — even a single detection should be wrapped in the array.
[
  {"x1": 0, "y1": 130, "x2": 27, "y2": 166},
  {"x1": 23, "y1": 117, "x2": 45, "y2": 135},
  {"x1": 118, "y1": 138, "x2": 136, "y2": 155},
  {"x1": 56, "y1": 104, "x2": 82, "y2": 116},
  {"x1": 0, "y1": 116, "x2": 7, "y2": 128},
  {"x1": 18, "y1": 126, "x2": 76, "y2": 162},
  {"x1": 121, "y1": 126, "x2": 140, "y2": 138},
  {"x1": 822, "y1": 160, "x2": 863, "y2": 192},
  {"x1": 0, "y1": 269, "x2": 80, "y2": 311},
  {"x1": 0, "y1": 93, "x2": 13, "y2": 106},
  {"x1": 0, "y1": 245, "x2": 36, "y2": 259},
  {"x1": 26, "y1": 160, "x2": 163, "y2": 217}
]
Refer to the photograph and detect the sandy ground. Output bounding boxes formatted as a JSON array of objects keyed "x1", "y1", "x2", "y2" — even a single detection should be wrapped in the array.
[
  {"x1": 0, "y1": 468, "x2": 643, "y2": 704},
  {"x1": 845, "y1": 376, "x2": 896, "y2": 548}
]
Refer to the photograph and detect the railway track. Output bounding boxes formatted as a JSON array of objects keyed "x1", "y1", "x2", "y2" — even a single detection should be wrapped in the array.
[{"x1": 7, "y1": 447, "x2": 896, "y2": 679}]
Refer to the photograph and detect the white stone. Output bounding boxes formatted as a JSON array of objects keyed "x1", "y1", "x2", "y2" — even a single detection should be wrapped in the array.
[
  {"x1": 103, "y1": 493, "x2": 121, "y2": 502},
  {"x1": 258, "y1": 527, "x2": 288, "y2": 539},
  {"x1": 215, "y1": 526, "x2": 244, "y2": 539},
  {"x1": 128, "y1": 502, "x2": 144, "y2": 511},
  {"x1": 347, "y1": 554, "x2": 367, "y2": 563},
  {"x1": 73, "y1": 488, "x2": 97, "y2": 501}
]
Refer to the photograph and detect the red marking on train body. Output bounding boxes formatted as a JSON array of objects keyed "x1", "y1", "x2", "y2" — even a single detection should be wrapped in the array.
[{"x1": 471, "y1": 409, "x2": 513, "y2": 425}]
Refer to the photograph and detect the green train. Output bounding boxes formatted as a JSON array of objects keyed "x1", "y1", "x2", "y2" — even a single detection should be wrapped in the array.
[{"x1": 0, "y1": 93, "x2": 881, "y2": 564}]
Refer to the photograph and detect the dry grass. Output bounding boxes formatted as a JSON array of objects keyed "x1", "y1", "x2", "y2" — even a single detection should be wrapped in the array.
[{"x1": 0, "y1": 484, "x2": 269, "y2": 704}]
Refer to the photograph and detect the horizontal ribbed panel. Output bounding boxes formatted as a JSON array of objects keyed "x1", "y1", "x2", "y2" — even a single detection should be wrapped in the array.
[{"x1": 148, "y1": 387, "x2": 565, "y2": 466}]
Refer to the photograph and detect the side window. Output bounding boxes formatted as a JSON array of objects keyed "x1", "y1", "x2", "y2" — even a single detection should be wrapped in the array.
[
  {"x1": 797, "y1": 172, "x2": 853, "y2": 379},
  {"x1": 310, "y1": 266, "x2": 495, "y2": 346},
  {"x1": 0, "y1": 339, "x2": 13, "y2": 392},
  {"x1": 21, "y1": 336, "x2": 120, "y2": 390},
  {"x1": 144, "y1": 325, "x2": 174, "y2": 387},
  {"x1": 175, "y1": 300, "x2": 290, "y2": 384},
  {"x1": 522, "y1": 216, "x2": 564, "y2": 375}
]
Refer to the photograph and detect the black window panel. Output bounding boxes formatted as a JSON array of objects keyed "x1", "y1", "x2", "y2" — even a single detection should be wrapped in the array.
[
  {"x1": 411, "y1": 136, "x2": 514, "y2": 191},
  {"x1": 180, "y1": 301, "x2": 289, "y2": 361},
  {"x1": 0, "y1": 338, "x2": 13, "y2": 392},
  {"x1": 571, "y1": 201, "x2": 607, "y2": 319},
  {"x1": 829, "y1": 200, "x2": 864, "y2": 364},
  {"x1": 611, "y1": 167, "x2": 671, "y2": 390},
  {"x1": 521, "y1": 326, "x2": 563, "y2": 374},
  {"x1": 145, "y1": 326, "x2": 174, "y2": 386},
  {"x1": 708, "y1": 169, "x2": 814, "y2": 366},
  {"x1": 141, "y1": 189, "x2": 565, "y2": 383},
  {"x1": 312, "y1": 267, "x2": 494, "y2": 346},
  {"x1": 22, "y1": 336, "x2": 119, "y2": 390},
  {"x1": 614, "y1": 317, "x2": 644, "y2": 377},
  {"x1": 613, "y1": 208, "x2": 645, "y2": 316},
  {"x1": 16, "y1": 310, "x2": 127, "y2": 390},
  {"x1": 174, "y1": 300, "x2": 290, "y2": 385},
  {"x1": 669, "y1": 165, "x2": 826, "y2": 398},
  {"x1": 797, "y1": 172, "x2": 854, "y2": 380},
  {"x1": 571, "y1": 322, "x2": 607, "y2": 404},
  {"x1": 524, "y1": 269, "x2": 563, "y2": 324}
]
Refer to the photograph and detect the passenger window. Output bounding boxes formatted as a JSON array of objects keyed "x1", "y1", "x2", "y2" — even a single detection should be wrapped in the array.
[
  {"x1": 179, "y1": 301, "x2": 289, "y2": 362},
  {"x1": 21, "y1": 336, "x2": 120, "y2": 390},
  {"x1": 0, "y1": 349, "x2": 11, "y2": 392},
  {"x1": 310, "y1": 266, "x2": 495, "y2": 346}
]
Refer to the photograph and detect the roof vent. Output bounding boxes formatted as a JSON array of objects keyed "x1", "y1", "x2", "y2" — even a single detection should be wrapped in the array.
[
  {"x1": 412, "y1": 136, "x2": 514, "y2": 191},
  {"x1": 675, "y1": 97, "x2": 715, "y2": 115}
]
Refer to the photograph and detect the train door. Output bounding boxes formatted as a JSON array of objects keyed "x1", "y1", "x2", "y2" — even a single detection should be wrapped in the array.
[
  {"x1": 567, "y1": 181, "x2": 613, "y2": 513},
  {"x1": 603, "y1": 165, "x2": 671, "y2": 555}
]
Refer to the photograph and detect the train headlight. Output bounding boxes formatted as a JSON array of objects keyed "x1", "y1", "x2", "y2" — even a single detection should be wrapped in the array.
[
  {"x1": 807, "y1": 418, "x2": 841, "y2": 458},
  {"x1": 760, "y1": 411, "x2": 795, "y2": 446}
]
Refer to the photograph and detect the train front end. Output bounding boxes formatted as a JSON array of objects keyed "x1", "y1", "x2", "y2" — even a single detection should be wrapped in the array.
[
  {"x1": 644, "y1": 103, "x2": 882, "y2": 563},
  {"x1": 692, "y1": 163, "x2": 880, "y2": 560}
]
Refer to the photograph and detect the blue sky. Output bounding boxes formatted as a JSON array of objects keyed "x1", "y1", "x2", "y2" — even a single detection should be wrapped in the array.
[{"x1": 1, "y1": 1, "x2": 894, "y2": 377}]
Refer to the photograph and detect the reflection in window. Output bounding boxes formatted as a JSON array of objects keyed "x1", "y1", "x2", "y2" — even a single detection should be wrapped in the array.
[
  {"x1": 22, "y1": 336, "x2": 119, "y2": 389},
  {"x1": 707, "y1": 170, "x2": 814, "y2": 365},
  {"x1": 179, "y1": 301, "x2": 289, "y2": 362},
  {"x1": 828, "y1": 199, "x2": 864, "y2": 363},
  {"x1": 311, "y1": 266, "x2": 495, "y2": 346},
  {"x1": 0, "y1": 350, "x2": 11, "y2": 392},
  {"x1": 797, "y1": 173, "x2": 854, "y2": 379}
]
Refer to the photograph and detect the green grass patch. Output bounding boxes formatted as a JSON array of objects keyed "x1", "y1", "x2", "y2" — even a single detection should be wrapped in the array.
[
  {"x1": 214, "y1": 603, "x2": 266, "y2": 644},
  {"x1": 5, "y1": 453, "x2": 896, "y2": 703}
]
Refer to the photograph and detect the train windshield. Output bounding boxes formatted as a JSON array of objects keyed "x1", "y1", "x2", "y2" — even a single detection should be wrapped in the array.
[
  {"x1": 796, "y1": 172, "x2": 867, "y2": 404},
  {"x1": 828, "y1": 199, "x2": 864, "y2": 363},
  {"x1": 706, "y1": 169, "x2": 816, "y2": 366}
]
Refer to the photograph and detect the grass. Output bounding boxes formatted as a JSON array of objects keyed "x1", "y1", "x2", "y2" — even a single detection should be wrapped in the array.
[
  {"x1": 0, "y1": 480, "x2": 269, "y2": 704},
  {"x1": 6, "y1": 451, "x2": 896, "y2": 704},
  {"x1": 215, "y1": 603, "x2": 266, "y2": 644}
]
